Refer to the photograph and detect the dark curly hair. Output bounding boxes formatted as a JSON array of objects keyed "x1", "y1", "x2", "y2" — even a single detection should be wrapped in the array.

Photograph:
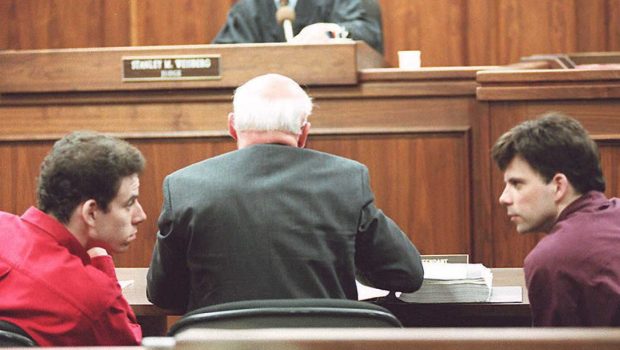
[
  {"x1": 492, "y1": 112, "x2": 605, "y2": 194},
  {"x1": 37, "y1": 131, "x2": 145, "y2": 223}
]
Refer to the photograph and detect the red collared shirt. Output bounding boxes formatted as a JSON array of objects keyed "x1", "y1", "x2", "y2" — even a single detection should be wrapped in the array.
[
  {"x1": 0, "y1": 207, "x2": 141, "y2": 346},
  {"x1": 525, "y1": 191, "x2": 620, "y2": 326}
]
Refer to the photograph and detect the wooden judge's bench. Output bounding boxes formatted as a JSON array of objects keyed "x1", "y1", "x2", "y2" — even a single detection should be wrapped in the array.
[{"x1": 1, "y1": 44, "x2": 619, "y2": 273}]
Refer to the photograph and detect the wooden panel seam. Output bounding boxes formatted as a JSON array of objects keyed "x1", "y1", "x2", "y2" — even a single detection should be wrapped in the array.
[
  {"x1": 477, "y1": 84, "x2": 620, "y2": 101},
  {"x1": 0, "y1": 126, "x2": 472, "y2": 143}
]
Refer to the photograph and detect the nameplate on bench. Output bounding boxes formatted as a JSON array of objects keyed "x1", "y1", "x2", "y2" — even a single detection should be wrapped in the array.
[{"x1": 122, "y1": 55, "x2": 221, "y2": 82}]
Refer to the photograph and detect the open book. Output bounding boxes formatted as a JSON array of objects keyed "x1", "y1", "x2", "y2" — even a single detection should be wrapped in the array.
[{"x1": 398, "y1": 262, "x2": 492, "y2": 303}]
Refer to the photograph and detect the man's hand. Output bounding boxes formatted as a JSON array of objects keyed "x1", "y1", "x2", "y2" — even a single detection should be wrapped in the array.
[
  {"x1": 87, "y1": 247, "x2": 109, "y2": 258},
  {"x1": 291, "y1": 23, "x2": 351, "y2": 44}
]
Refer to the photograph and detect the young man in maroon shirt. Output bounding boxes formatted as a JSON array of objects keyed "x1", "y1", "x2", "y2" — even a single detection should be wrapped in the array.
[{"x1": 493, "y1": 112, "x2": 620, "y2": 326}]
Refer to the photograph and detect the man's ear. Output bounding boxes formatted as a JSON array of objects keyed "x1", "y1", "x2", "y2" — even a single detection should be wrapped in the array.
[
  {"x1": 228, "y1": 113, "x2": 238, "y2": 140},
  {"x1": 298, "y1": 121, "x2": 311, "y2": 148},
  {"x1": 80, "y1": 199, "x2": 98, "y2": 228},
  {"x1": 551, "y1": 173, "x2": 570, "y2": 202}
]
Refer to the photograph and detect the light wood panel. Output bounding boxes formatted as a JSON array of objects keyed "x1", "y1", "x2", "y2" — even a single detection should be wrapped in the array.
[
  {"x1": 496, "y1": 0, "x2": 576, "y2": 64},
  {"x1": 611, "y1": 0, "x2": 620, "y2": 51},
  {"x1": 575, "y1": 0, "x2": 610, "y2": 52},
  {"x1": 378, "y1": 0, "x2": 467, "y2": 67},
  {"x1": 310, "y1": 133, "x2": 471, "y2": 255},
  {"x1": 0, "y1": 0, "x2": 9, "y2": 49},
  {"x1": 379, "y1": 0, "x2": 619, "y2": 67},
  {"x1": 5, "y1": 46, "x2": 619, "y2": 268},
  {"x1": 600, "y1": 143, "x2": 620, "y2": 208},
  {"x1": 0, "y1": 0, "x2": 131, "y2": 49},
  {"x1": 0, "y1": 56, "x2": 487, "y2": 266},
  {"x1": 0, "y1": 91, "x2": 474, "y2": 142},
  {"x1": 132, "y1": 0, "x2": 233, "y2": 46},
  {"x1": 0, "y1": 131, "x2": 471, "y2": 268},
  {"x1": 1, "y1": 0, "x2": 618, "y2": 67},
  {"x1": 0, "y1": 144, "x2": 16, "y2": 213},
  {"x1": 0, "y1": 102, "x2": 229, "y2": 138}
]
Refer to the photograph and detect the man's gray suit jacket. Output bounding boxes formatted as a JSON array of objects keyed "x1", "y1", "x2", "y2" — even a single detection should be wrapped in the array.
[{"x1": 147, "y1": 144, "x2": 423, "y2": 312}]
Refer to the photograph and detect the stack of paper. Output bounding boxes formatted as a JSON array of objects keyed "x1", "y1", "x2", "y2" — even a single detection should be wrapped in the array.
[
  {"x1": 356, "y1": 280, "x2": 391, "y2": 300},
  {"x1": 398, "y1": 262, "x2": 492, "y2": 303}
]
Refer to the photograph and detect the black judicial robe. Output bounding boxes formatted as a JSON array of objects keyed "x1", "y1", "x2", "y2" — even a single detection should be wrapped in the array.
[{"x1": 212, "y1": 0, "x2": 384, "y2": 53}]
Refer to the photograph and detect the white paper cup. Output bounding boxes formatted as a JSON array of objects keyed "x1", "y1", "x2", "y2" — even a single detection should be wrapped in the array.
[{"x1": 398, "y1": 50, "x2": 421, "y2": 69}]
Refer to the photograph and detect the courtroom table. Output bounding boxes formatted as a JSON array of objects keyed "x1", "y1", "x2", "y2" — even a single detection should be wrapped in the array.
[
  {"x1": 117, "y1": 268, "x2": 175, "y2": 337},
  {"x1": 116, "y1": 267, "x2": 531, "y2": 334}
]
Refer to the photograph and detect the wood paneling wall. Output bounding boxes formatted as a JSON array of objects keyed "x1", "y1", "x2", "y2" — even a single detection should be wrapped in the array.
[
  {"x1": 0, "y1": 132, "x2": 471, "y2": 267},
  {"x1": 0, "y1": 0, "x2": 133, "y2": 48},
  {"x1": 1, "y1": 0, "x2": 618, "y2": 67},
  {"x1": 0, "y1": 60, "x2": 480, "y2": 267}
]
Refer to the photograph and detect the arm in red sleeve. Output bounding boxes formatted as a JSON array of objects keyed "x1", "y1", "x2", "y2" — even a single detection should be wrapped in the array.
[
  {"x1": 89, "y1": 254, "x2": 142, "y2": 345},
  {"x1": 91, "y1": 293, "x2": 142, "y2": 345},
  {"x1": 90, "y1": 255, "x2": 117, "y2": 279}
]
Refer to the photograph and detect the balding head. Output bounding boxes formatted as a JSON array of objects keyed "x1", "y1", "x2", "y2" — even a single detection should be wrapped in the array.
[{"x1": 231, "y1": 73, "x2": 313, "y2": 135}]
